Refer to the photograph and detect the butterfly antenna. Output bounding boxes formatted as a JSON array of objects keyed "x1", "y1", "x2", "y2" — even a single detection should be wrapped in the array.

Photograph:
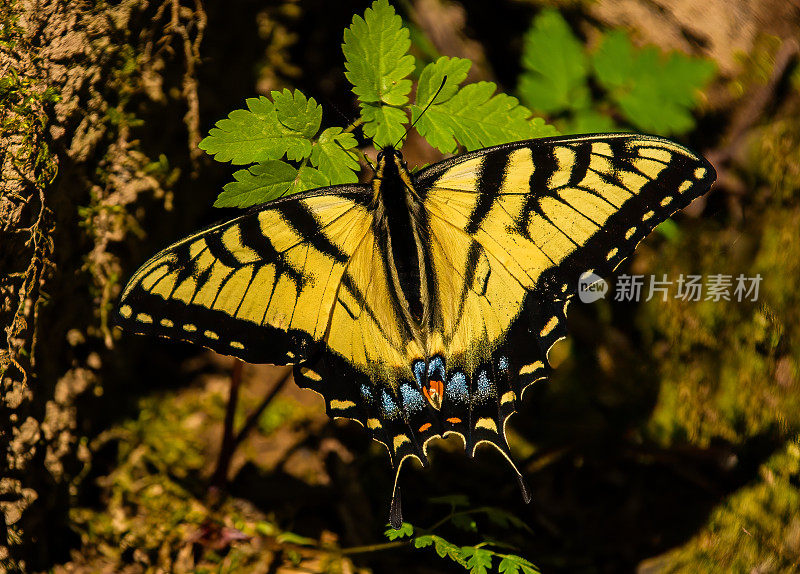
[
  {"x1": 393, "y1": 75, "x2": 448, "y2": 149},
  {"x1": 326, "y1": 96, "x2": 360, "y2": 133},
  {"x1": 323, "y1": 97, "x2": 379, "y2": 174}
]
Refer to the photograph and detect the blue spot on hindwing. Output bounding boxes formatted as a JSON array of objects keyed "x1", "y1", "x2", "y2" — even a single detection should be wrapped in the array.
[
  {"x1": 445, "y1": 372, "x2": 468, "y2": 404},
  {"x1": 475, "y1": 368, "x2": 493, "y2": 402},
  {"x1": 413, "y1": 360, "x2": 426, "y2": 387},
  {"x1": 400, "y1": 383, "x2": 425, "y2": 413},
  {"x1": 380, "y1": 389, "x2": 400, "y2": 419},
  {"x1": 498, "y1": 356, "x2": 509, "y2": 372},
  {"x1": 360, "y1": 384, "x2": 373, "y2": 404}
]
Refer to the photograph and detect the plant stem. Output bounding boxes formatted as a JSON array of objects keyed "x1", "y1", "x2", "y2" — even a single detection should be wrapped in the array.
[
  {"x1": 339, "y1": 540, "x2": 410, "y2": 555},
  {"x1": 210, "y1": 358, "x2": 243, "y2": 489},
  {"x1": 233, "y1": 366, "x2": 292, "y2": 447}
]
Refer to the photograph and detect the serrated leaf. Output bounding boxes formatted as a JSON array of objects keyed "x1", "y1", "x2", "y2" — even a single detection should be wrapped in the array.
[
  {"x1": 432, "y1": 536, "x2": 467, "y2": 566},
  {"x1": 498, "y1": 557, "x2": 520, "y2": 574},
  {"x1": 384, "y1": 522, "x2": 414, "y2": 540},
  {"x1": 591, "y1": 31, "x2": 636, "y2": 90},
  {"x1": 295, "y1": 165, "x2": 330, "y2": 193},
  {"x1": 310, "y1": 127, "x2": 360, "y2": 184},
  {"x1": 529, "y1": 116, "x2": 560, "y2": 138},
  {"x1": 361, "y1": 102, "x2": 407, "y2": 149},
  {"x1": 414, "y1": 56, "x2": 471, "y2": 108},
  {"x1": 271, "y1": 89, "x2": 322, "y2": 139},
  {"x1": 518, "y1": 10, "x2": 588, "y2": 114},
  {"x1": 413, "y1": 535, "x2": 434, "y2": 548},
  {"x1": 498, "y1": 554, "x2": 540, "y2": 574},
  {"x1": 200, "y1": 95, "x2": 315, "y2": 164},
  {"x1": 343, "y1": 0, "x2": 415, "y2": 106},
  {"x1": 414, "y1": 81, "x2": 552, "y2": 153},
  {"x1": 592, "y1": 30, "x2": 715, "y2": 135},
  {"x1": 214, "y1": 161, "x2": 328, "y2": 208},
  {"x1": 462, "y1": 547, "x2": 493, "y2": 574}
]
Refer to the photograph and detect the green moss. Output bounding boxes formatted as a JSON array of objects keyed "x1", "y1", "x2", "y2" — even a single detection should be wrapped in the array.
[
  {"x1": 257, "y1": 396, "x2": 316, "y2": 436},
  {"x1": 661, "y1": 439, "x2": 800, "y2": 572},
  {"x1": 70, "y1": 384, "x2": 357, "y2": 572},
  {"x1": 642, "y1": 208, "x2": 800, "y2": 447}
]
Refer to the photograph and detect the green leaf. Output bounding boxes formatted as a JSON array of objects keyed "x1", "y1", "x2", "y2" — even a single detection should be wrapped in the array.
[
  {"x1": 414, "y1": 81, "x2": 551, "y2": 153},
  {"x1": 199, "y1": 94, "x2": 315, "y2": 164},
  {"x1": 275, "y1": 532, "x2": 317, "y2": 547},
  {"x1": 518, "y1": 10, "x2": 589, "y2": 114},
  {"x1": 529, "y1": 116, "x2": 560, "y2": 138},
  {"x1": 343, "y1": 0, "x2": 414, "y2": 149},
  {"x1": 295, "y1": 165, "x2": 330, "y2": 194},
  {"x1": 413, "y1": 535, "x2": 434, "y2": 548},
  {"x1": 310, "y1": 127, "x2": 360, "y2": 184},
  {"x1": 655, "y1": 218, "x2": 681, "y2": 241},
  {"x1": 432, "y1": 536, "x2": 467, "y2": 566},
  {"x1": 361, "y1": 102, "x2": 407, "y2": 149},
  {"x1": 214, "y1": 161, "x2": 328, "y2": 208},
  {"x1": 414, "y1": 56, "x2": 471, "y2": 108},
  {"x1": 591, "y1": 31, "x2": 636, "y2": 90},
  {"x1": 384, "y1": 522, "x2": 414, "y2": 540},
  {"x1": 343, "y1": 0, "x2": 415, "y2": 106},
  {"x1": 462, "y1": 547, "x2": 493, "y2": 574},
  {"x1": 271, "y1": 89, "x2": 322, "y2": 139},
  {"x1": 498, "y1": 554, "x2": 540, "y2": 574},
  {"x1": 592, "y1": 30, "x2": 715, "y2": 135}
]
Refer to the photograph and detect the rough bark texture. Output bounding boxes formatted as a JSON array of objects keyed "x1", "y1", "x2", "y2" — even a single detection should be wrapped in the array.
[
  {"x1": 1, "y1": 0, "x2": 798, "y2": 572},
  {"x1": 0, "y1": 0, "x2": 203, "y2": 569}
]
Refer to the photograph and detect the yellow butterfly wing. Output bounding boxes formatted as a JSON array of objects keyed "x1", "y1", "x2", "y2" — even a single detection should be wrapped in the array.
[
  {"x1": 411, "y1": 133, "x2": 715, "y2": 459},
  {"x1": 117, "y1": 183, "x2": 431, "y2": 467},
  {"x1": 117, "y1": 187, "x2": 377, "y2": 365}
]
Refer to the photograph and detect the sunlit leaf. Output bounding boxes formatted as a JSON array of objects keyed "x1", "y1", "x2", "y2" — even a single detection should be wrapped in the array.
[{"x1": 200, "y1": 94, "x2": 315, "y2": 164}]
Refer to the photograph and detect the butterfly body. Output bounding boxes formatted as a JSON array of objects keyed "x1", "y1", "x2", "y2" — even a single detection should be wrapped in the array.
[
  {"x1": 116, "y1": 134, "x2": 715, "y2": 526},
  {"x1": 371, "y1": 147, "x2": 429, "y2": 339}
]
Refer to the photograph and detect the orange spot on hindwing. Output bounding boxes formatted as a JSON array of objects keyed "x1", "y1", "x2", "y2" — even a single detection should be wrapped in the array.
[{"x1": 422, "y1": 378, "x2": 444, "y2": 410}]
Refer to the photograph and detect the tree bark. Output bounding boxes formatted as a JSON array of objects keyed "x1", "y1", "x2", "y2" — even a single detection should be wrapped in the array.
[{"x1": 0, "y1": 0, "x2": 204, "y2": 569}]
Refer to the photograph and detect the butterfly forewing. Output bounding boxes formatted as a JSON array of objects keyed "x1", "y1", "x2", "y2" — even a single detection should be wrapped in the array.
[{"x1": 117, "y1": 187, "x2": 374, "y2": 365}]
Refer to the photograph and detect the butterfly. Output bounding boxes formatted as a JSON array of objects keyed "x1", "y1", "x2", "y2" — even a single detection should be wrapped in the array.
[{"x1": 115, "y1": 133, "x2": 715, "y2": 527}]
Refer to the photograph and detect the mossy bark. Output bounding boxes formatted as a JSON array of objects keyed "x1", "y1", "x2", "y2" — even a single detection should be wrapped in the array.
[{"x1": 0, "y1": 0, "x2": 203, "y2": 569}]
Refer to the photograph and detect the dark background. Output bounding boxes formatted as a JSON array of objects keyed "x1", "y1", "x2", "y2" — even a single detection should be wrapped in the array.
[{"x1": 2, "y1": 0, "x2": 799, "y2": 572}]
